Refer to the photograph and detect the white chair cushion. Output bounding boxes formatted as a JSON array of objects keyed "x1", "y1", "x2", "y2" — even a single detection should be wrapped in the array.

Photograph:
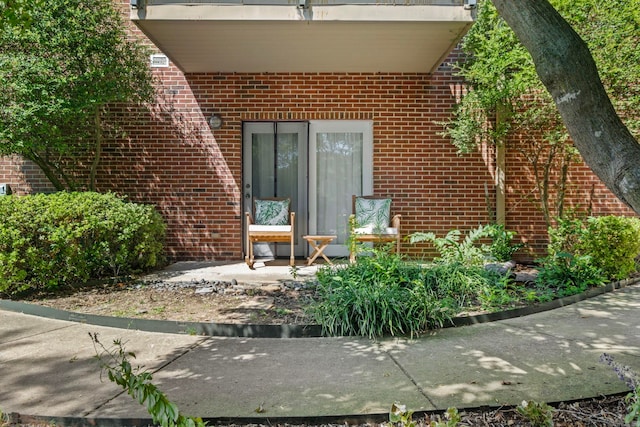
[
  {"x1": 249, "y1": 225, "x2": 292, "y2": 232},
  {"x1": 354, "y1": 226, "x2": 398, "y2": 235}
]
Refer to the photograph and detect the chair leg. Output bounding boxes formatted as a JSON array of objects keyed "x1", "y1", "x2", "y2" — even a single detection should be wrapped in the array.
[
  {"x1": 246, "y1": 239, "x2": 254, "y2": 268},
  {"x1": 289, "y1": 236, "x2": 295, "y2": 266}
]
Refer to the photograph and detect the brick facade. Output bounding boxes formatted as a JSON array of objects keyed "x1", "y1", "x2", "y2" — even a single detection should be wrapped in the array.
[{"x1": 1, "y1": 7, "x2": 635, "y2": 262}]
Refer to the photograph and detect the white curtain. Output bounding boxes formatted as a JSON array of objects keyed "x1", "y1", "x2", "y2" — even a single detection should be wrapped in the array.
[{"x1": 315, "y1": 132, "x2": 363, "y2": 244}]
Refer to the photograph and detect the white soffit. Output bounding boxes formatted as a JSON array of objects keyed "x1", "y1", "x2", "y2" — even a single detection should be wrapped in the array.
[{"x1": 132, "y1": 2, "x2": 475, "y2": 73}]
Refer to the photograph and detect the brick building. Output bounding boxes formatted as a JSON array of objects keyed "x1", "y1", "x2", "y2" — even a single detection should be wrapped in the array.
[{"x1": 0, "y1": 0, "x2": 634, "y2": 262}]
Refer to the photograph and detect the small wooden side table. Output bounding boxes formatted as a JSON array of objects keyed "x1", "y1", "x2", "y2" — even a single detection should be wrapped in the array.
[{"x1": 303, "y1": 235, "x2": 337, "y2": 266}]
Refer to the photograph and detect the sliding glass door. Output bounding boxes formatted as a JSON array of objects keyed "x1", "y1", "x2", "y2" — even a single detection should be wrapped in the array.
[{"x1": 243, "y1": 120, "x2": 372, "y2": 260}]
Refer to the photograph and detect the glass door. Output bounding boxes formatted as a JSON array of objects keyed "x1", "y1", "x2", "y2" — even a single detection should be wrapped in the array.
[
  {"x1": 242, "y1": 122, "x2": 308, "y2": 258},
  {"x1": 309, "y1": 120, "x2": 373, "y2": 257}
]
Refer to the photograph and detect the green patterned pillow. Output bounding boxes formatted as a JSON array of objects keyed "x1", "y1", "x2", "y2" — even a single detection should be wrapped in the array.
[
  {"x1": 255, "y1": 199, "x2": 290, "y2": 225},
  {"x1": 355, "y1": 197, "x2": 391, "y2": 233}
]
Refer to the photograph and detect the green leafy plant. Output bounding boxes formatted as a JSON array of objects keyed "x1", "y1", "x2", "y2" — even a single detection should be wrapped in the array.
[
  {"x1": 483, "y1": 224, "x2": 525, "y2": 262},
  {"x1": 517, "y1": 400, "x2": 554, "y2": 427},
  {"x1": 547, "y1": 215, "x2": 640, "y2": 281},
  {"x1": 627, "y1": 390, "x2": 640, "y2": 427},
  {"x1": 429, "y1": 407, "x2": 461, "y2": 427},
  {"x1": 312, "y1": 251, "x2": 451, "y2": 338},
  {"x1": 547, "y1": 217, "x2": 584, "y2": 257},
  {"x1": 0, "y1": 192, "x2": 166, "y2": 295},
  {"x1": 289, "y1": 265, "x2": 299, "y2": 279},
  {"x1": 579, "y1": 216, "x2": 640, "y2": 280},
  {"x1": 311, "y1": 250, "x2": 505, "y2": 338},
  {"x1": 409, "y1": 225, "x2": 492, "y2": 266},
  {"x1": 389, "y1": 402, "x2": 416, "y2": 427},
  {"x1": 90, "y1": 333, "x2": 206, "y2": 427},
  {"x1": 477, "y1": 273, "x2": 520, "y2": 310},
  {"x1": 535, "y1": 252, "x2": 605, "y2": 299},
  {"x1": 388, "y1": 402, "x2": 461, "y2": 427}
]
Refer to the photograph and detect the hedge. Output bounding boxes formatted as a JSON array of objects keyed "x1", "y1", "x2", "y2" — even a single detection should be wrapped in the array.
[
  {"x1": 0, "y1": 192, "x2": 166, "y2": 295},
  {"x1": 548, "y1": 215, "x2": 640, "y2": 280}
]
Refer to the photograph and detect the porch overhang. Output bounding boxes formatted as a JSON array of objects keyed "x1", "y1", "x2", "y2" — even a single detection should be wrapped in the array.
[{"x1": 131, "y1": 0, "x2": 476, "y2": 73}]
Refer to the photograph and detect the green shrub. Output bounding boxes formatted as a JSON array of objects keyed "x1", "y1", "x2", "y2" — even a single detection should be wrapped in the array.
[
  {"x1": 547, "y1": 217, "x2": 584, "y2": 257},
  {"x1": 535, "y1": 252, "x2": 606, "y2": 300},
  {"x1": 483, "y1": 224, "x2": 525, "y2": 262},
  {"x1": 0, "y1": 192, "x2": 166, "y2": 295},
  {"x1": 579, "y1": 216, "x2": 640, "y2": 280},
  {"x1": 547, "y1": 215, "x2": 640, "y2": 280}
]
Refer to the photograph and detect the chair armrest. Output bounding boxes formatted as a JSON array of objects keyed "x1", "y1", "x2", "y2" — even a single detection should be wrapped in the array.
[
  {"x1": 391, "y1": 214, "x2": 401, "y2": 231},
  {"x1": 290, "y1": 211, "x2": 296, "y2": 232},
  {"x1": 245, "y1": 211, "x2": 254, "y2": 226}
]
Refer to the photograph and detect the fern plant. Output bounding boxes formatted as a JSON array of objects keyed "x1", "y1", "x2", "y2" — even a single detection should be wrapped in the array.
[{"x1": 410, "y1": 225, "x2": 492, "y2": 266}]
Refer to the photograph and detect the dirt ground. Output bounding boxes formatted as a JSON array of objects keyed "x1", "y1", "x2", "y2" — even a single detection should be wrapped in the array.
[{"x1": 16, "y1": 278, "x2": 317, "y2": 325}]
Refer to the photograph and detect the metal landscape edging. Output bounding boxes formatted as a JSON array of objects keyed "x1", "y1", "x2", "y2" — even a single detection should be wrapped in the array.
[{"x1": 1, "y1": 276, "x2": 639, "y2": 338}]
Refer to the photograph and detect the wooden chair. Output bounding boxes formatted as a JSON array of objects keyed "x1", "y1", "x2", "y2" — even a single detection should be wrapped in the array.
[
  {"x1": 349, "y1": 195, "x2": 401, "y2": 263},
  {"x1": 245, "y1": 198, "x2": 295, "y2": 268}
]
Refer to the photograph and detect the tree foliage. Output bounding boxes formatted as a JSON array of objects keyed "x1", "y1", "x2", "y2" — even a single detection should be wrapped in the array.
[
  {"x1": 445, "y1": 0, "x2": 640, "y2": 224},
  {"x1": 0, "y1": 0, "x2": 155, "y2": 190},
  {"x1": 491, "y1": 0, "x2": 640, "y2": 216}
]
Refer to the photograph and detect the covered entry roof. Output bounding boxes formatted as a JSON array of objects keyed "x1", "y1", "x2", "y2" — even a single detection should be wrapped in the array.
[{"x1": 131, "y1": 0, "x2": 476, "y2": 73}]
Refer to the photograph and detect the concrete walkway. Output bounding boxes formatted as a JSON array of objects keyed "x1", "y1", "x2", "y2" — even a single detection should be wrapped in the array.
[{"x1": 1, "y1": 261, "x2": 640, "y2": 425}]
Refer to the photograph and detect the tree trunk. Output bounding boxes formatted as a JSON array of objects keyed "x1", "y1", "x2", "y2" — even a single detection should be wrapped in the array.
[
  {"x1": 491, "y1": 0, "x2": 640, "y2": 215},
  {"x1": 25, "y1": 150, "x2": 66, "y2": 191}
]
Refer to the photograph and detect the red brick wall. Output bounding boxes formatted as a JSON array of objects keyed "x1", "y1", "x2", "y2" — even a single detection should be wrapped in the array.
[
  {"x1": 105, "y1": 59, "x2": 639, "y2": 261},
  {"x1": 0, "y1": 156, "x2": 56, "y2": 195},
  {"x1": 91, "y1": 63, "x2": 498, "y2": 260}
]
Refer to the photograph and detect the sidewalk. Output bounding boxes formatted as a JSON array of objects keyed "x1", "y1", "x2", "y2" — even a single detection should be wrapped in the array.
[{"x1": 1, "y1": 262, "x2": 639, "y2": 425}]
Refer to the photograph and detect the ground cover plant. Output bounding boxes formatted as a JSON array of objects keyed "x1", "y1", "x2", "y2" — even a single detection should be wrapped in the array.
[
  {"x1": 0, "y1": 192, "x2": 165, "y2": 295},
  {"x1": 312, "y1": 219, "x2": 639, "y2": 338}
]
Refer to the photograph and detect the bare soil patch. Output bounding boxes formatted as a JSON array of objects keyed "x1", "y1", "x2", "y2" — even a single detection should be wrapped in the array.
[{"x1": 16, "y1": 279, "x2": 317, "y2": 324}]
